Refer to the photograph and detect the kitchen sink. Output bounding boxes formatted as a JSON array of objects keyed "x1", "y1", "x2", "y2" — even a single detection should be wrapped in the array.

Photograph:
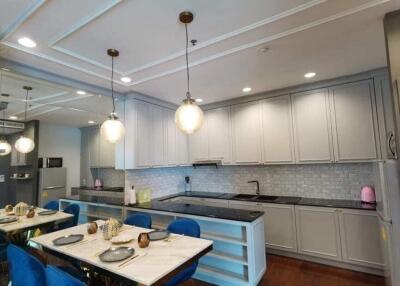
[
  {"x1": 232, "y1": 194, "x2": 258, "y2": 200},
  {"x1": 255, "y1": 195, "x2": 279, "y2": 202}
]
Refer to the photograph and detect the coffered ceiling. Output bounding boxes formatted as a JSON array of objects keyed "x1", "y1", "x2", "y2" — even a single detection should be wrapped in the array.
[{"x1": 0, "y1": 0, "x2": 399, "y2": 105}]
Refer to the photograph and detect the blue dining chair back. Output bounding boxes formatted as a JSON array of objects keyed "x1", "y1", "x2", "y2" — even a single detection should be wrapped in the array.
[
  {"x1": 43, "y1": 200, "x2": 59, "y2": 211},
  {"x1": 46, "y1": 265, "x2": 85, "y2": 286},
  {"x1": 7, "y1": 244, "x2": 46, "y2": 286},
  {"x1": 58, "y1": 204, "x2": 80, "y2": 230},
  {"x1": 124, "y1": 213, "x2": 152, "y2": 228},
  {"x1": 165, "y1": 218, "x2": 201, "y2": 286}
]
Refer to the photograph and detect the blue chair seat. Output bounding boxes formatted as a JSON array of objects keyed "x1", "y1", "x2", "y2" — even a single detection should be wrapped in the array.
[
  {"x1": 7, "y1": 244, "x2": 46, "y2": 286},
  {"x1": 164, "y1": 262, "x2": 198, "y2": 286},
  {"x1": 46, "y1": 265, "x2": 85, "y2": 286},
  {"x1": 124, "y1": 213, "x2": 152, "y2": 228},
  {"x1": 58, "y1": 204, "x2": 80, "y2": 230},
  {"x1": 43, "y1": 200, "x2": 59, "y2": 211}
]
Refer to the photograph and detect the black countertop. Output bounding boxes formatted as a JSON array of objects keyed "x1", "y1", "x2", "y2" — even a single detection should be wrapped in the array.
[
  {"x1": 297, "y1": 198, "x2": 377, "y2": 210},
  {"x1": 63, "y1": 195, "x2": 124, "y2": 206},
  {"x1": 128, "y1": 201, "x2": 264, "y2": 222}
]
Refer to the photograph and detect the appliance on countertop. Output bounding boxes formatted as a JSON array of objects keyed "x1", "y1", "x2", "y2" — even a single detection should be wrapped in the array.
[
  {"x1": 360, "y1": 185, "x2": 376, "y2": 204},
  {"x1": 38, "y1": 157, "x2": 63, "y2": 168},
  {"x1": 94, "y1": 178, "x2": 103, "y2": 188},
  {"x1": 38, "y1": 167, "x2": 66, "y2": 207}
]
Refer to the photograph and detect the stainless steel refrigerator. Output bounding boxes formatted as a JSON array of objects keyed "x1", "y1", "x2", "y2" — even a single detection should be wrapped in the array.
[
  {"x1": 38, "y1": 167, "x2": 66, "y2": 207},
  {"x1": 375, "y1": 160, "x2": 400, "y2": 286}
]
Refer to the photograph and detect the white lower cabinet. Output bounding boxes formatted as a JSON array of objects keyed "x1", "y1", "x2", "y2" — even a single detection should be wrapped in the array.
[
  {"x1": 338, "y1": 209, "x2": 384, "y2": 268},
  {"x1": 295, "y1": 206, "x2": 342, "y2": 261}
]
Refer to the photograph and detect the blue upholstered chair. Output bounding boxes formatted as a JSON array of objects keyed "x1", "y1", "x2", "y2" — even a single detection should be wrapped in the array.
[
  {"x1": 46, "y1": 265, "x2": 85, "y2": 286},
  {"x1": 165, "y1": 218, "x2": 201, "y2": 286},
  {"x1": 58, "y1": 204, "x2": 80, "y2": 230},
  {"x1": 7, "y1": 244, "x2": 46, "y2": 286},
  {"x1": 43, "y1": 200, "x2": 59, "y2": 211},
  {"x1": 124, "y1": 213, "x2": 152, "y2": 228}
]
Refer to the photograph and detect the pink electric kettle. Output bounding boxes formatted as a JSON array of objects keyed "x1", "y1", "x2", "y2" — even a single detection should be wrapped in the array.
[{"x1": 360, "y1": 185, "x2": 376, "y2": 204}]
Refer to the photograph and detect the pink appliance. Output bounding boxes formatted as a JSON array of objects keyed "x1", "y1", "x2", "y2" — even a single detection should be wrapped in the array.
[
  {"x1": 94, "y1": 178, "x2": 103, "y2": 189},
  {"x1": 360, "y1": 185, "x2": 376, "y2": 204}
]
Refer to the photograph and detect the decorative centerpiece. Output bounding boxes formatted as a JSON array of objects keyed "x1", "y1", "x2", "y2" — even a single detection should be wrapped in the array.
[
  {"x1": 87, "y1": 221, "x2": 98, "y2": 234},
  {"x1": 26, "y1": 208, "x2": 35, "y2": 218},
  {"x1": 138, "y1": 232, "x2": 150, "y2": 248},
  {"x1": 102, "y1": 218, "x2": 121, "y2": 240},
  {"x1": 4, "y1": 204, "x2": 13, "y2": 213},
  {"x1": 15, "y1": 202, "x2": 29, "y2": 216}
]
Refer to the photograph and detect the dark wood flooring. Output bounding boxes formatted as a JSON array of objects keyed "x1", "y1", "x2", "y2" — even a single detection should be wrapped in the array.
[
  {"x1": 183, "y1": 255, "x2": 385, "y2": 286},
  {"x1": 1, "y1": 254, "x2": 385, "y2": 286}
]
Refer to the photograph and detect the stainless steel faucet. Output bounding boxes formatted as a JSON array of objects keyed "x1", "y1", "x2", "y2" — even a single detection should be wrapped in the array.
[{"x1": 248, "y1": 180, "x2": 260, "y2": 195}]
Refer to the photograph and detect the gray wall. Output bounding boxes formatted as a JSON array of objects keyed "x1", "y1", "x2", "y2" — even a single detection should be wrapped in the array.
[{"x1": 125, "y1": 163, "x2": 374, "y2": 200}]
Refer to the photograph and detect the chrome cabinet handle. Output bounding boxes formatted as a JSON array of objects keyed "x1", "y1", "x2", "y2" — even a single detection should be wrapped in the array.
[{"x1": 43, "y1": 186, "x2": 65, "y2": 190}]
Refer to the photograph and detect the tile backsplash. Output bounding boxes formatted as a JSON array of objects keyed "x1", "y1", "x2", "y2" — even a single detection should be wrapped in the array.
[
  {"x1": 91, "y1": 168, "x2": 125, "y2": 187},
  {"x1": 125, "y1": 163, "x2": 374, "y2": 200}
]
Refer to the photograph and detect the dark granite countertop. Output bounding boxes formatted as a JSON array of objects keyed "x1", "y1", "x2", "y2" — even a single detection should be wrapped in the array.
[
  {"x1": 62, "y1": 195, "x2": 124, "y2": 206},
  {"x1": 127, "y1": 201, "x2": 264, "y2": 222},
  {"x1": 157, "y1": 192, "x2": 376, "y2": 211},
  {"x1": 72, "y1": 186, "x2": 124, "y2": 192}
]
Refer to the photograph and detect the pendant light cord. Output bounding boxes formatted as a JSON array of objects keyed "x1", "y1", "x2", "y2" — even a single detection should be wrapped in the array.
[
  {"x1": 185, "y1": 23, "x2": 191, "y2": 99},
  {"x1": 111, "y1": 55, "x2": 116, "y2": 114},
  {"x1": 24, "y1": 88, "x2": 29, "y2": 121}
]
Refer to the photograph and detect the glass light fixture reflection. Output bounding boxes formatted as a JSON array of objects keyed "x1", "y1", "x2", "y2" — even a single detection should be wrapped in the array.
[
  {"x1": 15, "y1": 136, "x2": 35, "y2": 153},
  {"x1": 0, "y1": 139, "x2": 11, "y2": 156},
  {"x1": 101, "y1": 49, "x2": 125, "y2": 143},
  {"x1": 15, "y1": 86, "x2": 35, "y2": 153},
  {"x1": 101, "y1": 113, "x2": 125, "y2": 143},
  {"x1": 174, "y1": 11, "x2": 204, "y2": 134}
]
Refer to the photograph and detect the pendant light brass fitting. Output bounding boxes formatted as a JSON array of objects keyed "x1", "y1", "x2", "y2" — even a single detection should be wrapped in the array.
[
  {"x1": 107, "y1": 49, "x2": 119, "y2": 57},
  {"x1": 179, "y1": 11, "x2": 193, "y2": 24}
]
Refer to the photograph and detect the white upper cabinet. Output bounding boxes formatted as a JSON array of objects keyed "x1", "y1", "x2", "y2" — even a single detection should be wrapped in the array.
[
  {"x1": 231, "y1": 101, "x2": 262, "y2": 164},
  {"x1": 207, "y1": 107, "x2": 232, "y2": 163},
  {"x1": 166, "y1": 110, "x2": 177, "y2": 166},
  {"x1": 329, "y1": 80, "x2": 379, "y2": 162},
  {"x1": 114, "y1": 100, "x2": 125, "y2": 170},
  {"x1": 261, "y1": 95, "x2": 294, "y2": 164},
  {"x1": 135, "y1": 101, "x2": 153, "y2": 168},
  {"x1": 151, "y1": 105, "x2": 166, "y2": 167},
  {"x1": 176, "y1": 128, "x2": 189, "y2": 165},
  {"x1": 189, "y1": 118, "x2": 209, "y2": 162},
  {"x1": 292, "y1": 89, "x2": 333, "y2": 163}
]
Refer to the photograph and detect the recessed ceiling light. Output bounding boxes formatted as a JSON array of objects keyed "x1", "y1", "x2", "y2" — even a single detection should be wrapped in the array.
[
  {"x1": 121, "y1": 77, "x2": 131, "y2": 83},
  {"x1": 18, "y1": 37, "x2": 36, "y2": 48},
  {"x1": 195, "y1": 98, "x2": 203, "y2": 103},
  {"x1": 76, "y1": 90, "x2": 86, "y2": 95},
  {"x1": 88, "y1": 120, "x2": 95, "y2": 124},
  {"x1": 258, "y1": 46, "x2": 270, "y2": 53},
  {"x1": 1, "y1": 67, "x2": 10, "y2": 71},
  {"x1": 304, "y1": 72, "x2": 316, "y2": 78},
  {"x1": 242, "y1": 87, "x2": 252, "y2": 93},
  {"x1": 9, "y1": 116, "x2": 18, "y2": 120}
]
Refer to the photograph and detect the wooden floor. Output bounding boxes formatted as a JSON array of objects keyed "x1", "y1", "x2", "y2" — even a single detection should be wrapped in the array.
[
  {"x1": 1, "y1": 254, "x2": 385, "y2": 286},
  {"x1": 184, "y1": 255, "x2": 385, "y2": 286}
]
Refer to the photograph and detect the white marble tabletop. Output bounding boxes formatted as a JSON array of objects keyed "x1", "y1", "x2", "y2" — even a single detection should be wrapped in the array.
[
  {"x1": 30, "y1": 220, "x2": 213, "y2": 286},
  {"x1": 0, "y1": 208, "x2": 73, "y2": 234}
]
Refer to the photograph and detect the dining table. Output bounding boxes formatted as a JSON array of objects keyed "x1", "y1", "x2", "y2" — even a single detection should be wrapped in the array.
[
  {"x1": 30, "y1": 220, "x2": 213, "y2": 286},
  {"x1": 0, "y1": 208, "x2": 73, "y2": 237}
]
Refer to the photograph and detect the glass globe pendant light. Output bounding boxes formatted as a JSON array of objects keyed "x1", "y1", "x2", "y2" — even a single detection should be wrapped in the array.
[
  {"x1": 101, "y1": 49, "x2": 125, "y2": 143},
  {"x1": 175, "y1": 11, "x2": 204, "y2": 134},
  {"x1": 15, "y1": 86, "x2": 35, "y2": 154},
  {"x1": 0, "y1": 109, "x2": 11, "y2": 156}
]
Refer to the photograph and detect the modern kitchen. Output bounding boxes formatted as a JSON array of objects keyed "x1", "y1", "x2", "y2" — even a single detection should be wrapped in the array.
[{"x1": 1, "y1": 1, "x2": 400, "y2": 286}]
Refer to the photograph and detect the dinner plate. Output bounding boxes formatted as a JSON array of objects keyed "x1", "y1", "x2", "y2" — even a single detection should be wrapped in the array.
[
  {"x1": 53, "y1": 234, "x2": 84, "y2": 246},
  {"x1": 148, "y1": 230, "x2": 170, "y2": 241},
  {"x1": 0, "y1": 216, "x2": 18, "y2": 224},
  {"x1": 38, "y1": 210, "x2": 58, "y2": 216},
  {"x1": 99, "y1": 247, "x2": 135, "y2": 263}
]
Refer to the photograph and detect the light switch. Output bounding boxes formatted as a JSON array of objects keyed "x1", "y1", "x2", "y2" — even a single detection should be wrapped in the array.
[{"x1": 0, "y1": 175, "x2": 5, "y2": 182}]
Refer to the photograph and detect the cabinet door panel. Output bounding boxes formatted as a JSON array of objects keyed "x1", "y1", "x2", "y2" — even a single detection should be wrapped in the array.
[
  {"x1": 295, "y1": 206, "x2": 342, "y2": 261},
  {"x1": 262, "y1": 203, "x2": 297, "y2": 252},
  {"x1": 88, "y1": 127, "x2": 100, "y2": 167},
  {"x1": 207, "y1": 107, "x2": 232, "y2": 163},
  {"x1": 176, "y1": 128, "x2": 189, "y2": 165},
  {"x1": 338, "y1": 209, "x2": 383, "y2": 268},
  {"x1": 261, "y1": 96, "x2": 294, "y2": 163},
  {"x1": 166, "y1": 110, "x2": 177, "y2": 166},
  {"x1": 135, "y1": 102, "x2": 152, "y2": 168},
  {"x1": 99, "y1": 133, "x2": 115, "y2": 167},
  {"x1": 152, "y1": 105, "x2": 166, "y2": 167},
  {"x1": 189, "y1": 119, "x2": 208, "y2": 162},
  {"x1": 292, "y1": 89, "x2": 333, "y2": 163},
  {"x1": 124, "y1": 100, "x2": 136, "y2": 169},
  {"x1": 232, "y1": 102, "x2": 262, "y2": 163},
  {"x1": 330, "y1": 80, "x2": 378, "y2": 161}
]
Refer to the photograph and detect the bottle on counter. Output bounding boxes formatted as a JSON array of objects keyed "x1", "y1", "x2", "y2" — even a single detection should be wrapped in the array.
[
  {"x1": 125, "y1": 185, "x2": 136, "y2": 205},
  {"x1": 185, "y1": 176, "x2": 191, "y2": 192}
]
